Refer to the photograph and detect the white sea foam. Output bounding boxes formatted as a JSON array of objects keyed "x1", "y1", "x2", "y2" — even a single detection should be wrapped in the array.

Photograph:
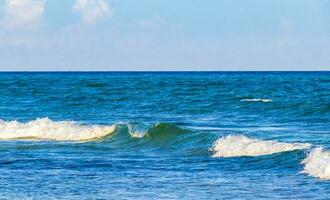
[
  {"x1": 0, "y1": 118, "x2": 115, "y2": 141},
  {"x1": 241, "y1": 98, "x2": 272, "y2": 103},
  {"x1": 301, "y1": 148, "x2": 330, "y2": 180},
  {"x1": 211, "y1": 135, "x2": 310, "y2": 158}
]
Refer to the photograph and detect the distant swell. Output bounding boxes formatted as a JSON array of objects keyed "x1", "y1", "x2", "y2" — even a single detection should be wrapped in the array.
[
  {"x1": 301, "y1": 148, "x2": 330, "y2": 180},
  {"x1": 211, "y1": 135, "x2": 310, "y2": 157},
  {"x1": 0, "y1": 118, "x2": 116, "y2": 141}
]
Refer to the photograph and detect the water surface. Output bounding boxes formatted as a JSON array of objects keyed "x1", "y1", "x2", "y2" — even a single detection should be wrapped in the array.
[{"x1": 0, "y1": 72, "x2": 329, "y2": 199}]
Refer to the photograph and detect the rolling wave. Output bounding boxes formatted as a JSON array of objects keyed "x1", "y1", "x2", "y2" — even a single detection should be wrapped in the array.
[
  {"x1": 0, "y1": 118, "x2": 187, "y2": 142},
  {"x1": 126, "y1": 122, "x2": 185, "y2": 138},
  {"x1": 211, "y1": 135, "x2": 310, "y2": 157}
]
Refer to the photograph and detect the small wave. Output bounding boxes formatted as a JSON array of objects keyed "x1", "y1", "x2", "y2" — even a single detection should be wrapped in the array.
[
  {"x1": 241, "y1": 98, "x2": 272, "y2": 103},
  {"x1": 211, "y1": 135, "x2": 310, "y2": 158},
  {"x1": 301, "y1": 148, "x2": 330, "y2": 180},
  {"x1": 0, "y1": 118, "x2": 115, "y2": 141}
]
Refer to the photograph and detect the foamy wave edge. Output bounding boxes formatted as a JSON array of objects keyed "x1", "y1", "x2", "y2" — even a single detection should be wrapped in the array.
[
  {"x1": 211, "y1": 135, "x2": 311, "y2": 158},
  {"x1": 0, "y1": 118, "x2": 115, "y2": 141},
  {"x1": 301, "y1": 148, "x2": 330, "y2": 180}
]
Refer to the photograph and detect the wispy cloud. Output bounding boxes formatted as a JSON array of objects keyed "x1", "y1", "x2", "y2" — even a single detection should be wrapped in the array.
[
  {"x1": 2, "y1": 0, "x2": 45, "y2": 30},
  {"x1": 73, "y1": 0, "x2": 112, "y2": 24}
]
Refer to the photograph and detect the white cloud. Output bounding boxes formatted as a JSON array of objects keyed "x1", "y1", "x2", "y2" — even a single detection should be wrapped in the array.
[
  {"x1": 2, "y1": 0, "x2": 45, "y2": 30},
  {"x1": 73, "y1": 0, "x2": 111, "y2": 24}
]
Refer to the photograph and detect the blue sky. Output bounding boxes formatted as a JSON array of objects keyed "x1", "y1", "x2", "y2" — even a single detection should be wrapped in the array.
[{"x1": 0, "y1": 0, "x2": 329, "y2": 71}]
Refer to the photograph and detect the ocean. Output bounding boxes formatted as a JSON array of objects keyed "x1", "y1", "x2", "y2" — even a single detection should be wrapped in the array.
[{"x1": 0, "y1": 72, "x2": 329, "y2": 199}]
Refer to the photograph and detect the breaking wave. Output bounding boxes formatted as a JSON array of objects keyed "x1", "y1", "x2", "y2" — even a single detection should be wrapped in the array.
[
  {"x1": 211, "y1": 135, "x2": 310, "y2": 158},
  {"x1": 0, "y1": 118, "x2": 187, "y2": 142},
  {"x1": 2, "y1": 118, "x2": 329, "y2": 181},
  {"x1": 301, "y1": 148, "x2": 330, "y2": 180},
  {"x1": 0, "y1": 118, "x2": 116, "y2": 141}
]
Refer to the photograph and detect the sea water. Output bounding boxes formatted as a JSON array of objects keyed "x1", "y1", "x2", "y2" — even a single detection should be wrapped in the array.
[{"x1": 0, "y1": 72, "x2": 329, "y2": 199}]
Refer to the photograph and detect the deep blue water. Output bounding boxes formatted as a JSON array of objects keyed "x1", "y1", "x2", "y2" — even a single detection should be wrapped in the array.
[{"x1": 0, "y1": 72, "x2": 329, "y2": 199}]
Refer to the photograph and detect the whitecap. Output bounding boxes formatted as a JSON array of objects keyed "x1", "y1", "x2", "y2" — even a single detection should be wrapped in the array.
[
  {"x1": 241, "y1": 98, "x2": 272, "y2": 103},
  {"x1": 0, "y1": 118, "x2": 115, "y2": 141},
  {"x1": 211, "y1": 135, "x2": 310, "y2": 158},
  {"x1": 301, "y1": 148, "x2": 330, "y2": 180}
]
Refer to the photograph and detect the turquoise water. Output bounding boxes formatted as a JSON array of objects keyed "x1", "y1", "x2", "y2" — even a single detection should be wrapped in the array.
[{"x1": 0, "y1": 72, "x2": 329, "y2": 199}]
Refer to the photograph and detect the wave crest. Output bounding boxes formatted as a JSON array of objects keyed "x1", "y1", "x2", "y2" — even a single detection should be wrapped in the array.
[
  {"x1": 302, "y1": 148, "x2": 330, "y2": 180},
  {"x1": 127, "y1": 122, "x2": 186, "y2": 138},
  {"x1": 0, "y1": 118, "x2": 115, "y2": 141},
  {"x1": 211, "y1": 135, "x2": 310, "y2": 157}
]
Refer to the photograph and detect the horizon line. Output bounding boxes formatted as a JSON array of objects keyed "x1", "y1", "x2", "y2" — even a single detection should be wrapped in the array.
[{"x1": 0, "y1": 70, "x2": 329, "y2": 73}]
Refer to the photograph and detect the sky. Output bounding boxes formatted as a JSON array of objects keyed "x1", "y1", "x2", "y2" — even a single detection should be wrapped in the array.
[{"x1": 0, "y1": 0, "x2": 329, "y2": 71}]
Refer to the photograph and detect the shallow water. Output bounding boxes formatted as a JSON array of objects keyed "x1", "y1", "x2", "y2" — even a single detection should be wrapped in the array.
[{"x1": 0, "y1": 72, "x2": 329, "y2": 199}]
